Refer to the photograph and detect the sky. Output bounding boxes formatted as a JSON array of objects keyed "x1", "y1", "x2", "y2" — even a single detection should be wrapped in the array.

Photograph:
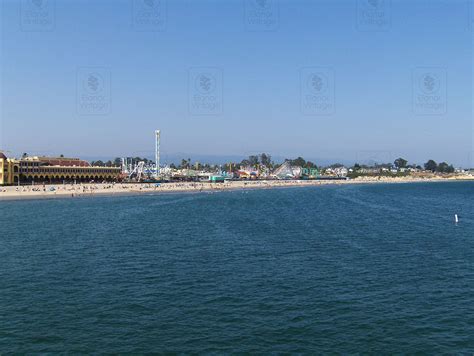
[{"x1": 0, "y1": 0, "x2": 473, "y2": 167}]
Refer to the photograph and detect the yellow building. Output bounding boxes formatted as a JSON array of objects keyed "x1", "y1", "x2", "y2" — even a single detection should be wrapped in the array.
[
  {"x1": 0, "y1": 153, "x2": 20, "y2": 186},
  {"x1": 0, "y1": 153, "x2": 121, "y2": 185}
]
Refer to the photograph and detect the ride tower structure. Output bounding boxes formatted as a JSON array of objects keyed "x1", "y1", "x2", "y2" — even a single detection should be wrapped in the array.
[{"x1": 155, "y1": 130, "x2": 160, "y2": 179}]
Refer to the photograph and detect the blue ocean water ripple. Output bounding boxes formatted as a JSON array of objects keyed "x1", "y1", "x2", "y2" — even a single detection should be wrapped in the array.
[{"x1": 1, "y1": 182, "x2": 474, "y2": 353}]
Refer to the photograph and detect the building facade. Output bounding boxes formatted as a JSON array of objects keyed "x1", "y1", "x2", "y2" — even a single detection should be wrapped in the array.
[
  {"x1": 0, "y1": 153, "x2": 20, "y2": 185},
  {"x1": 0, "y1": 154, "x2": 121, "y2": 185}
]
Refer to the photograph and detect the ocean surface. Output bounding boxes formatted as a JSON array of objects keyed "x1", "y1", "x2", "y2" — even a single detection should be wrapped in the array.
[{"x1": 1, "y1": 182, "x2": 474, "y2": 353}]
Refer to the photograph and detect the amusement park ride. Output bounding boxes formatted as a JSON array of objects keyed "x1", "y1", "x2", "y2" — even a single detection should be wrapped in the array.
[
  {"x1": 121, "y1": 130, "x2": 320, "y2": 182},
  {"x1": 122, "y1": 130, "x2": 163, "y2": 181},
  {"x1": 272, "y1": 161, "x2": 319, "y2": 180},
  {"x1": 122, "y1": 129, "x2": 233, "y2": 182}
]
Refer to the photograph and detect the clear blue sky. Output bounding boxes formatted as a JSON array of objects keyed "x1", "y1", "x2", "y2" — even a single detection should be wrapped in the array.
[{"x1": 0, "y1": 0, "x2": 473, "y2": 167}]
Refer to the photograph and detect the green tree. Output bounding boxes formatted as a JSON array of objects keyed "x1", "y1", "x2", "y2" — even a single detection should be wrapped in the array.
[
  {"x1": 287, "y1": 157, "x2": 306, "y2": 167},
  {"x1": 424, "y1": 160, "x2": 437, "y2": 172},
  {"x1": 240, "y1": 159, "x2": 250, "y2": 168},
  {"x1": 248, "y1": 155, "x2": 259, "y2": 167},
  {"x1": 437, "y1": 162, "x2": 454, "y2": 173},
  {"x1": 179, "y1": 158, "x2": 192, "y2": 169},
  {"x1": 260, "y1": 153, "x2": 272, "y2": 167},
  {"x1": 394, "y1": 158, "x2": 408, "y2": 169}
]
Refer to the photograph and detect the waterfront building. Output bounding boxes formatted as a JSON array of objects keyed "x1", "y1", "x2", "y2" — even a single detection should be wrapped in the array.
[
  {"x1": 0, "y1": 153, "x2": 121, "y2": 185},
  {"x1": 0, "y1": 153, "x2": 20, "y2": 186}
]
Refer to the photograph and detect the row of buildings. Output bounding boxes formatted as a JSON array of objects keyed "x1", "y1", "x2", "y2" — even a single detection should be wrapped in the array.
[{"x1": 0, "y1": 153, "x2": 121, "y2": 186}]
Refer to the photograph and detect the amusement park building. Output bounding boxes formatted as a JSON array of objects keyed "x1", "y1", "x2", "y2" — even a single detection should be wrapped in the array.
[{"x1": 0, "y1": 153, "x2": 121, "y2": 185}]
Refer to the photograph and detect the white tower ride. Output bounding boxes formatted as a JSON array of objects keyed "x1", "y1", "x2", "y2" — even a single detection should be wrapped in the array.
[{"x1": 155, "y1": 130, "x2": 160, "y2": 179}]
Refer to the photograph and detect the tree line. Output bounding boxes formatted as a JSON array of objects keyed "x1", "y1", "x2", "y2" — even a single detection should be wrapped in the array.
[
  {"x1": 352, "y1": 157, "x2": 455, "y2": 173},
  {"x1": 88, "y1": 155, "x2": 456, "y2": 174},
  {"x1": 394, "y1": 157, "x2": 454, "y2": 173}
]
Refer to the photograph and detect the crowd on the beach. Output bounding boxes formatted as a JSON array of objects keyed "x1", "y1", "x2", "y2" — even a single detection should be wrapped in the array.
[
  {"x1": 0, "y1": 180, "x2": 329, "y2": 198},
  {"x1": 0, "y1": 176, "x2": 470, "y2": 200}
]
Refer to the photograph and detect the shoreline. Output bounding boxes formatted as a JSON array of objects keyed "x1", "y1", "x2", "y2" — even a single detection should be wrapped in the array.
[{"x1": 1, "y1": 177, "x2": 473, "y2": 202}]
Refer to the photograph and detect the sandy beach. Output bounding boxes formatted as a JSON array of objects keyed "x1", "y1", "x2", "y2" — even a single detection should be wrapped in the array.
[{"x1": 1, "y1": 176, "x2": 473, "y2": 201}]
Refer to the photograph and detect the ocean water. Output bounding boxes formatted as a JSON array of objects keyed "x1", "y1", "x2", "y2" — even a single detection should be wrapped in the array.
[{"x1": 1, "y1": 182, "x2": 474, "y2": 353}]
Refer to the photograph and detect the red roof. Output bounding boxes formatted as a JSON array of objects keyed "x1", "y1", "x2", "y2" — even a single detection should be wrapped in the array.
[{"x1": 37, "y1": 157, "x2": 91, "y2": 167}]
